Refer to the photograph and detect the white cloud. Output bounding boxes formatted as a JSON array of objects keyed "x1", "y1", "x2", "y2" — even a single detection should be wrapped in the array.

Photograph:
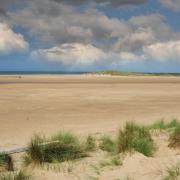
[
  {"x1": 31, "y1": 43, "x2": 105, "y2": 66},
  {"x1": 143, "y1": 40, "x2": 180, "y2": 62},
  {"x1": 159, "y1": 0, "x2": 180, "y2": 11},
  {"x1": 0, "y1": 22, "x2": 29, "y2": 54}
]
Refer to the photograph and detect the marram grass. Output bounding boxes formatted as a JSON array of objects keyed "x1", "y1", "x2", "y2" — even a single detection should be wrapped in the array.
[
  {"x1": 0, "y1": 153, "x2": 14, "y2": 172},
  {"x1": 162, "y1": 163, "x2": 180, "y2": 180},
  {"x1": 0, "y1": 170, "x2": 32, "y2": 180},
  {"x1": 117, "y1": 122, "x2": 155, "y2": 157},
  {"x1": 168, "y1": 125, "x2": 180, "y2": 149},
  {"x1": 24, "y1": 132, "x2": 97, "y2": 165}
]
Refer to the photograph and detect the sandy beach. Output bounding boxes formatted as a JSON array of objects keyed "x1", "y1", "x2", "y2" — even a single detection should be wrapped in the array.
[
  {"x1": 0, "y1": 75, "x2": 180, "y2": 180},
  {"x1": 0, "y1": 75, "x2": 180, "y2": 148}
]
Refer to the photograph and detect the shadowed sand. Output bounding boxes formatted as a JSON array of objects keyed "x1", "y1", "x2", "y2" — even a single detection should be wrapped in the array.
[{"x1": 0, "y1": 75, "x2": 180, "y2": 148}]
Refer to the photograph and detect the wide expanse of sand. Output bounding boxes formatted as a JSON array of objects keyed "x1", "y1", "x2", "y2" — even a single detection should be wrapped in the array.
[
  {"x1": 0, "y1": 75, "x2": 180, "y2": 180},
  {"x1": 0, "y1": 74, "x2": 180, "y2": 148}
]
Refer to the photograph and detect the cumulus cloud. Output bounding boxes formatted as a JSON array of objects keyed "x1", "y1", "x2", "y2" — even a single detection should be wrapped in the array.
[
  {"x1": 0, "y1": 22, "x2": 29, "y2": 55},
  {"x1": 7, "y1": 3, "x2": 130, "y2": 46},
  {"x1": 159, "y1": 0, "x2": 180, "y2": 11},
  {"x1": 31, "y1": 43, "x2": 105, "y2": 66},
  {"x1": 8, "y1": 0, "x2": 178, "y2": 53},
  {"x1": 1, "y1": 0, "x2": 180, "y2": 70},
  {"x1": 29, "y1": 40, "x2": 180, "y2": 70},
  {"x1": 114, "y1": 27, "x2": 156, "y2": 52},
  {"x1": 144, "y1": 40, "x2": 180, "y2": 62}
]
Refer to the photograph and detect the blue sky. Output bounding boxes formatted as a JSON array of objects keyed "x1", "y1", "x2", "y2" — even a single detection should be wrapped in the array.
[{"x1": 0, "y1": 0, "x2": 180, "y2": 72}]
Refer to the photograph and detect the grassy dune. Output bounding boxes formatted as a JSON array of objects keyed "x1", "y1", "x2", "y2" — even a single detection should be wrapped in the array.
[{"x1": 0, "y1": 119, "x2": 180, "y2": 180}]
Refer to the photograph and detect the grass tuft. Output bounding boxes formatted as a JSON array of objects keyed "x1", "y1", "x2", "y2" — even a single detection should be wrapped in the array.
[
  {"x1": 0, "y1": 153, "x2": 14, "y2": 172},
  {"x1": 0, "y1": 170, "x2": 32, "y2": 180},
  {"x1": 117, "y1": 122, "x2": 155, "y2": 157},
  {"x1": 99, "y1": 135, "x2": 116, "y2": 153},
  {"x1": 162, "y1": 163, "x2": 180, "y2": 180},
  {"x1": 24, "y1": 132, "x2": 88, "y2": 165},
  {"x1": 84, "y1": 135, "x2": 96, "y2": 152},
  {"x1": 99, "y1": 155, "x2": 122, "y2": 168},
  {"x1": 149, "y1": 119, "x2": 180, "y2": 130},
  {"x1": 168, "y1": 126, "x2": 180, "y2": 149}
]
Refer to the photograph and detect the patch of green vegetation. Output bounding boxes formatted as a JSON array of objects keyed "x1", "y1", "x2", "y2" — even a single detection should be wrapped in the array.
[
  {"x1": 84, "y1": 135, "x2": 96, "y2": 152},
  {"x1": 149, "y1": 119, "x2": 180, "y2": 130},
  {"x1": 162, "y1": 163, "x2": 180, "y2": 180},
  {"x1": 100, "y1": 155, "x2": 122, "y2": 168},
  {"x1": 117, "y1": 122, "x2": 155, "y2": 157},
  {"x1": 99, "y1": 135, "x2": 116, "y2": 153},
  {"x1": 0, "y1": 170, "x2": 32, "y2": 180},
  {"x1": 0, "y1": 153, "x2": 14, "y2": 172},
  {"x1": 168, "y1": 126, "x2": 180, "y2": 149},
  {"x1": 93, "y1": 70, "x2": 180, "y2": 76},
  {"x1": 24, "y1": 132, "x2": 88, "y2": 165},
  {"x1": 24, "y1": 132, "x2": 99, "y2": 166},
  {"x1": 110, "y1": 156, "x2": 122, "y2": 166}
]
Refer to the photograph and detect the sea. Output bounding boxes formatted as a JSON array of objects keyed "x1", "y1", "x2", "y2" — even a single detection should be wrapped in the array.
[{"x1": 0, "y1": 71, "x2": 88, "y2": 75}]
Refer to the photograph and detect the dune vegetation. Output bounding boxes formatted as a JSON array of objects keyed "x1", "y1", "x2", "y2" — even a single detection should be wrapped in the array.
[
  {"x1": 93, "y1": 70, "x2": 180, "y2": 76},
  {"x1": 0, "y1": 170, "x2": 32, "y2": 180},
  {"x1": 117, "y1": 122, "x2": 155, "y2": 157},
  {"x1": 168, "y1": 125, "x2": 180, "y2": 149},
  {"x1": 23, "y1": 132, "x2": 89, "y2": 165},
  {"x1": 0, "y1": 119, "x2": 180, "y2": 180},
  {"x1": 0, "y1": 154, "x2": 14, "y2": 172},
  {"x1": 162, "y1": 163, "x2": 180, "y2": 180}
]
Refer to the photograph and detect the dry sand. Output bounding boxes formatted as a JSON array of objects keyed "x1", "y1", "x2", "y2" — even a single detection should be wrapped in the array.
[
  {"x1": 0, "y1": 75, "x2": 180, "y2": 180},
  {"x1": 0, "y1": 74, "x2": 180, "y2": 148}
]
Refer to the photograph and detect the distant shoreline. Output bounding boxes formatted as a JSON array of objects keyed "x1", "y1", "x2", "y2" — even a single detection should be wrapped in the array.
[
  {"x1": 0, "y1": 70, "x2": 180, "y2": 76},
  {"x1": 92, "y1": 70, "x2": 180, "y2": 76}
]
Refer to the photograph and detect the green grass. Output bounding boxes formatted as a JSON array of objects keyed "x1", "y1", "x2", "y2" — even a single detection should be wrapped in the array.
[
  {"x1": 168, "y1": 126, "x2": 180, "y2": 149},
  {"x1": 24, "y1": 132, "x2": 91, "y2": 165},
  {"x1": 148, "y1": 119, "x2": 180, "y2": 130},
  {"x1": 84, "y1": 135, "x2": 96, "y2": 152},
  {"x1": 110, "y1": 155, "x2": 122, "y2": 166},
  {"x1": 99, "y1": 156, "x2": 122, "y2": 168},
  {"x1": 117, "y1": 122, "x2": 155, "y2": 157},
  {"x1": 93, "y1": 70, "x2": 180, "y2": 76},
  {"x1": 0, "y1": 153, "x2": 14, "y2": 172},
  {"x1": 162, "y1": 163, "x2": 180, "y2": 180},
  {"x1": 0, "y1": 171, "x2": 32, "y2": 180},
  {"x1": 99, "y1": 135, "x2": 116, "y2": 153}
]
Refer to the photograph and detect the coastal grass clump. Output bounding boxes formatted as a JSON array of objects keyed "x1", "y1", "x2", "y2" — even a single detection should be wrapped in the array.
[
  {"x1": 99, "y1": 135, "x2": 116, "y2": 153},
  {"x1": 84, "y1": 135, "x2": 96, "y2": 152},
  {"x1": 168, "y1": 125, "x2": 180, "y2": 149},
  {"x1": 99, "y1": 155, "x2": 122, "y2": 168},
  {"x1": 162, "y1": 163, "x2": 180, "y2": 180},
  {"x1": 0, "y1": 153, "x2": 14, "y2": 172},
  {"x1": 0, "y1": 170, "x2": 32, "y2": 180},
  {"x1": 24, "y1": 132, "x2": 90, "y2": 165},
  {"x1": 117, "y1": 122, "x2": 155, "y2": 157},
  {"x1": 149, "y1": 119, "x2": 180, "y2": 130}
]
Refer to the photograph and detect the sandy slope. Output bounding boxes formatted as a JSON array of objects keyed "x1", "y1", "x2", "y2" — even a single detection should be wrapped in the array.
[
  {"x1": 0, "y1": 75, "x2": 180, "y2": 148},
  {"x1": 11, "y1": 130, "x2": 180, "y2": 180}
]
